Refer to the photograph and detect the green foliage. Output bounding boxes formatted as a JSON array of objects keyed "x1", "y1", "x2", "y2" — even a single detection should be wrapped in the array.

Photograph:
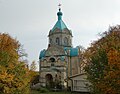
[
  {"x1": 85, "y1": 50, "x2": 107, "y2": 81},
  {"x1": 85, "y1": 25, "x2": 120, "y2": 94},
  {"x1": 30, "y1": 71, "x2": 39, "y2": 86},
  {"x1": 36, "y1": 87, "x2": 49, "y2": 93}
]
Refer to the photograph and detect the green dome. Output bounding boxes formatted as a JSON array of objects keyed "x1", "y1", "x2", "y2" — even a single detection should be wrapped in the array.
[
  {"x1": 39, "y1": 49, "x2": 46, "y2": 59},
  {"x1": 57, "y1": 11, "x2": 62, "y2": 16},
  {"x1": 57, "y1": 8, "x2": 63, "y2": 17}
]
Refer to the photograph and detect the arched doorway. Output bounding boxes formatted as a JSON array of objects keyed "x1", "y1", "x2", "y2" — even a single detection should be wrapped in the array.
[{"x1": 45, "y1": 74, "x2": 53, "y2": 88}]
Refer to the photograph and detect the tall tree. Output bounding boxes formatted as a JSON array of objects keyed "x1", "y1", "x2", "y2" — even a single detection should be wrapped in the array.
[
  {"x1": 0, "y1": 33, "x2": 30, "y2": 94},
  {"x1": 85, "y1": 25, "x2": 120, "y2": 94}
]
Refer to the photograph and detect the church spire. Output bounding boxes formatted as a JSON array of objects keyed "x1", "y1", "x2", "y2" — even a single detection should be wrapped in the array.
[
  {"x1": 48, "y1": 4, "x2": 73, "y2": 47},
  {"x1": 51, "y1": 4, "x2": 67, "y2": 31}
]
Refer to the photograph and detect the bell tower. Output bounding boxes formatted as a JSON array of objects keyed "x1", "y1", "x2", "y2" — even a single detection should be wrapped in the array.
[
  {"x1": 39, "y1": 4, "x2": 83, "y2": 90},
  {"x1": 48, "y1": 5, "x2": 73, "y2": 47}
]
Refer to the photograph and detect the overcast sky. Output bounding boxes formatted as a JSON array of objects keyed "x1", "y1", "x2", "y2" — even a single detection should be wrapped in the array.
[{"x1": 0, "y1": 0, "x2": 120, "y2": 70}]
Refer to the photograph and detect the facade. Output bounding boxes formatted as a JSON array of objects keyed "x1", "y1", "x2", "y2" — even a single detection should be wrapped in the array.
[
  {"x1": 39, "y1": 8, "x2": 85, "y2": 90},
  {"x1": 68, "y1": 73, "x2": 90, "y2": 92}
]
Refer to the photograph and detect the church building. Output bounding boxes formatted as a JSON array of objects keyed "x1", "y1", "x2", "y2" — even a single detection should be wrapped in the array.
[{"x1": 39, "y1": 7, "x2": 87, "y2": 91}]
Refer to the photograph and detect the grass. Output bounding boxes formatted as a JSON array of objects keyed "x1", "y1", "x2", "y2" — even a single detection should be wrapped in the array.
[
  {"x1": 31, "y1": 90, "x2": 90, "y2": 94},
  {"x1": 31, "y1": 90, "x2": 72, "y2": 94}
]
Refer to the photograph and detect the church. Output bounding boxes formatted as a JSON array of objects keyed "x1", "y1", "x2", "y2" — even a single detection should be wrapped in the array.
[{"x1": 39, "y1": 7, "x2": 89, "y2": 92}]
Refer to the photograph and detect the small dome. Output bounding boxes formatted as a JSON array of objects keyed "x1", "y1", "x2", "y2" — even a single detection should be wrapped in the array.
[
  {"x1": 57, "y1": 11, "x2": 62, "y2": 16},
  {"x1": 57, "y1": 8, "x2": 63, "y2": 16},
  {"x1": 39, "y1": 49, "x2": 46, "y2": 59}
]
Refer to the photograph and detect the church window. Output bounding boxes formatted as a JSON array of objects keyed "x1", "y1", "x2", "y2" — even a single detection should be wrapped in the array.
[
  {"x1": 64, "y1": 37, "x2": 68, "y2": 45},
  {"x1": 50, "y1": 58, "x2": 55, "y2": 62},
  {"x1": 50, "y1": 58, "x2": 55, "y2": 67},
  {"x1": 51, "y1": 63, "x2": 54, "y2": 66},
  {"x1": 56, "y1": 37, "x2": 60, "y2": 45},
  {"x1": 43, "y1": 59, "x2": 47, "y2": 63},
  {"x1": 49, "y1": 39, "x2": 52, "y2": 44},
  {"x1": 57, "y1": 58, "x2": 61, "y2": 63}
]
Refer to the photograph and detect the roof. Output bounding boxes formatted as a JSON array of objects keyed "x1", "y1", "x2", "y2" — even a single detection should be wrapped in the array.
[
  {"x1": 69, "y1": 73, "x2": 87, "y2": 78},
  {"x1": 64, "y1": 47, "x2": 79, "y2": 57},
  {"x1": 39, "y1": 49, "x2": 46, "y2": 59},
  {"x1": 51, "y1": 8, "x2": 68, "y2": 31},
  {"x1": 52, "y1": 20, "x2": 67, "y2": 31},
  {"x1": 39, "y1": 46, "x2": 79, "y2": 60},
  {"x1": 70, "y1": 48, "x2": 79, "y2": 56}
]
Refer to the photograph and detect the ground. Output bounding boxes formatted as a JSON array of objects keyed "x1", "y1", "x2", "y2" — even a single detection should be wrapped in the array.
[
  {"x1": 31, "y1": 90, "x2": 70, "y2": 94},
  {"x1": 31, "y1": 90, "x2": 89, "y2": 94}
]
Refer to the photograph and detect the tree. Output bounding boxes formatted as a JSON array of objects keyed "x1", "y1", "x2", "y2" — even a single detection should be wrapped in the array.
[
  {"x1": 85, "y1": 25, "x2": 120, "y2": 94},
  {"x1": 30, "y1": 61, "x2": 37, "y2": 71},
  {"x1": 0, "y1": 33, "x2": 30, "y2": 94},
  {"x1": 29, "y1": 61, "x2": 39, "y2": 86}
]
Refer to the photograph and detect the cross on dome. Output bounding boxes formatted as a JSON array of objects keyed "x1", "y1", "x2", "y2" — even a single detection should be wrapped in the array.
[{"x1": 58, "y1": 3, "x2": 61, "y2": 8}]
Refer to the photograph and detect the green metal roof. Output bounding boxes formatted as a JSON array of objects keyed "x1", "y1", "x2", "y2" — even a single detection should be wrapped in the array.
[
  {"x1": 70, "y1": 48, "x2": 79, "y2": 56},
  {"x1": 39, "y1": 47, "x2": 79, "y2": 60},
  {"x1": 52, "y1": 20, "x2": 67, "y2": 31},
  {"x1": 52, "y1": 8, "x2": 67, "y2": 31},
  {"x1": 64, "y1": 47, "x2": 79, "y2": 57},
  {"x1": 39, "y1": 49, "x2": 46, "y2": 59}
]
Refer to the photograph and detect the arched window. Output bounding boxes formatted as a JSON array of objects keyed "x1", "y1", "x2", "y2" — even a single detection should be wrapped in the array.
[
  {"x1": 50, "y1": 58, "x2": 55, "y2": 67},
  {"x1": 56, "y1": 37, "x2": 60, "y2": 45},
  {"x1": 50, "y1": 58, "x2": 55, "y2": 62},
  {"x1": 64, "y1": 37, "x2": 68, "y2": 45},
  {"x1": 43, "y1": 59, "x2": 47, "y2": 63},
  {"x1": 49, "y1": 38, "x2": 52, "y2": 44}
]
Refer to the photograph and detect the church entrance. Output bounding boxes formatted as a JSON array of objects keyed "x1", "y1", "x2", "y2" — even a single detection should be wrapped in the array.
[{"x1": 45, "y1": 74, "x2": 53, "y2": 88}]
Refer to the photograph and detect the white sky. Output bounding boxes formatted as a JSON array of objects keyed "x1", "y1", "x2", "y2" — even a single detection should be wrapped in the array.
[{"x1": 0, "y1": 0, "x2": 120, "y2": 70}]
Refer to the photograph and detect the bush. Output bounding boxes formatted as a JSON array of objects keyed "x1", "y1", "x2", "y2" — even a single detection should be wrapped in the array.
[{"x1": 37, "y1": 87, "x2": 49, "y2": 93}]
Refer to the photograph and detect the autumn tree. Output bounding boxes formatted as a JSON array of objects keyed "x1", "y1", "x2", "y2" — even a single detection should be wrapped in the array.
[
  {"x1": 29, "y1": 61, "x2": 39, "y2": 85},
  {"x1": 85, "y1": 25, "x2": 120, "y2": 94},
  {"x1": 0, "y1": 33, "x2": 31, "y2": 94},
  {"x1": 30, "y1": 61, "x2": 37, "y2": 71}
]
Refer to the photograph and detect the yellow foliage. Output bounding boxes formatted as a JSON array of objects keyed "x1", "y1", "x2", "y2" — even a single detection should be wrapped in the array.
[{"x1": 0, "y1": 33, "x2": 31, "y2": 94}]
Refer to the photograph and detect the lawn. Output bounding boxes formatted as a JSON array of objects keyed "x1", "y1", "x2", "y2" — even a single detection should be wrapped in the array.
[
  {"x1": 32, "y1": 89, "x2": 91, "y2": 94},
  {"x1": 31, "y1": 90, "x2": 72, "y2": 94}
]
